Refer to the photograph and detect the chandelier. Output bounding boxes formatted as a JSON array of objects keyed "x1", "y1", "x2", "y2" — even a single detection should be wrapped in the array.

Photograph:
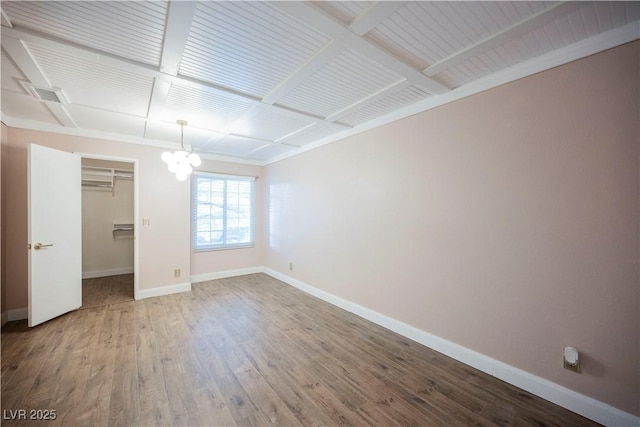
[{"x1": 161, "y1": 120, "x2": 202, "y2": 181}]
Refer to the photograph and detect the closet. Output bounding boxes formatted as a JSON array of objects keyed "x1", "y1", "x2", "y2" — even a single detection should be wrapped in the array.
[{"x1": 81, "y1": 158, "x2": 134, "y2": 305}]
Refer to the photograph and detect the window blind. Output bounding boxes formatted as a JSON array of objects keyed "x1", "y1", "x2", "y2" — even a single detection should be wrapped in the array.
[{"x1": 192, "y1": 172, "x2": 255, "y2": 251}]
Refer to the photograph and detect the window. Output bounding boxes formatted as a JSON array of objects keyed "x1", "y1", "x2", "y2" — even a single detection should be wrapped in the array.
[{"x1": 192, "y1": 172, "x2": 255, "y2": 251}]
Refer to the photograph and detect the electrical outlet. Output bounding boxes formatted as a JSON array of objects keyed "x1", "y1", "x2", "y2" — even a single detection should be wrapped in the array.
[
  {"x1": 563, "y1": 347, "x2": 581, "y2": 373},
  {"x1": 174, "y1": 268, "x2": 181, "y2": 278},
  {"x1": 289, "y1": 263, "x2": 293, "y2": 271}
]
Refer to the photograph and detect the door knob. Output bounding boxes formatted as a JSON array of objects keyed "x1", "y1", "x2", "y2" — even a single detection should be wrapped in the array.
[{"x1": 33, "y1": 243, "x2": 54, "y2": 250}]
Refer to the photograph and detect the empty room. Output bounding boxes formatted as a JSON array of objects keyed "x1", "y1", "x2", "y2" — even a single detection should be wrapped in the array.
[{"x1": 1, "y1": 1, "x2": 638, "y2": 426}]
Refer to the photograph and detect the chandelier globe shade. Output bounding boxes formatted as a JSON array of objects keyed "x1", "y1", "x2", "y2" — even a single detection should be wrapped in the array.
[{"x1": 161, "y1": 120, "x2": 201, "y2": 180}]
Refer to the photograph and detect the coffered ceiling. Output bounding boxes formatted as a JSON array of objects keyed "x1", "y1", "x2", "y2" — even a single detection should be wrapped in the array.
[{"x1": 1, "y1": 1, "x2": 639, "y2": 164}]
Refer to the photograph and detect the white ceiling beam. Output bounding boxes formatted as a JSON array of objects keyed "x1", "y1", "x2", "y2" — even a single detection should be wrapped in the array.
[
  {"x1": 159, "y1": 1, "x2": 197, "y2": 76},
  {"x1": 1, "y1": 24, "x2": 346, "y2": 131},
  {"x1": 223, "y1": 40, "x2": 345, "y2": 139},
  {"x1": 2, "y1": 35, "x2": 76, "y2": 127},
  {"x1": 424, "y1": 1, "x2": 585, "y2": 76},
  {"x1": 325, "y1": 79, "x2": 412, "y2": 123},
  {"x1": 1, "y1": 8, "x2": 13, "y2": 27},
  {"x1": 146, "y1": 77, "x2": 171, "y2": 121},
  {"x1": 261, "y1": 40, "x2": 345, "y2": 105},
  {"x1": 349, "y1": 1, "x2": 405, "y2": 36},
  {"x1": 145, "y1": 1, "x2": 198, "y2": 127},
  {"x1": 271, "y1": 2, "x2": 449, "y2": 95},
  {"x1": 2, "y1": 26, "x2": 160, "y2": 78},
  {"x1": 2, "y1": 36, "x2": 50, "y2": 87}
]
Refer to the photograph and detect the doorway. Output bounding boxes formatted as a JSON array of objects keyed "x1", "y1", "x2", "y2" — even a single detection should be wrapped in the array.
[{"x1": 80, "y1": 156, "x2": 138, "y2": 308}]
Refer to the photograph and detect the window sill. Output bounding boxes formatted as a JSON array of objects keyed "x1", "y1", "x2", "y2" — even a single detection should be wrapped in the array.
[{"x1": 193, "y1": 244, "x2": 255, "y2": 253}]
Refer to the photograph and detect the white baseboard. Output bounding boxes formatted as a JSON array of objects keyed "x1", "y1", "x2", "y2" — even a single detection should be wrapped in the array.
[
  {"x1": 190, "y1": 266, "x2": 264, "y2": 284},
  {"x1": 1, "y1": 307, "x2": 28, "y2": 326},
  {"x1": 263, "y1": 268, "x2": 639, "y2": 427},
  {"x1": 136, "y1": 281, "x2": 191, "y2": 300},
  {"x1": 82, "y1": 267, "x2": 134, "y2": 279}
]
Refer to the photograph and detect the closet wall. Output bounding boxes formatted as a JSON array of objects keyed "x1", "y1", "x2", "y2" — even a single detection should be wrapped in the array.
[{"x1": 82, "y1": 158, "x2": 134, "y2": 278}]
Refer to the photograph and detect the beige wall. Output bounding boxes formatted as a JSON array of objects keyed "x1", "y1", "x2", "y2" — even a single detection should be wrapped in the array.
[
  {"x1": 2, "y1": 129, "x2": 266, "y2": 311},
  {"x1": 263, "y1": 41, "x2": 640, "y2": 415},
  {"x1": 81, "y1": 159, "x2": 134, "y2": 276},
  {"x1": 2, "y1": 128, "x2": 245, "y2": 310},
  {"x1": 1, "y1": 123, "x2": 6, "y2": 315},
  {"x1": 0, "y1": 40, "x2": 637, "y2": 417},
  {"x1": 3, "y1": 130, "x2": 193, "y2": 309}
]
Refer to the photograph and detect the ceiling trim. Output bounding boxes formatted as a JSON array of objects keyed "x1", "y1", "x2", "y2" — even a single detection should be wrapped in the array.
[
  {"x1": 1, "y1": 8, "x2": 12, "y2": 27},
  {"x1": 146, "y1": 77, "x2": 172, "y2": 121},
  {"x1": 325, "y1": 79, "x2": 411, "y2": 123},
  {"x1": 265, "y1": 22, "x2": 640, "y2": 166},
  {"x1": 1, "y1": 113, "x2": 266, "y2": 166},
  {"x1": 145, "y1": 1, "x2": 199, "y2": 126},
  {"x1": 261, "y1": 39, "x2": 346, "y2": 105},
  {"x1": 424, "y1": 1, "x2": 584, "y2": 77},
  {"x1": 349, "y1": 1, "x2": 406, "y2": 37},
  {"x1": 159, "y1": 1, "x2": 198, "y2": 75},
  {"x1": 271, "y1": 1, "x2": 450, "y2": 95},
  {"x1": 2, "y1": 35, "x2": 76, "y2": 127},
  {"x1": 1, "y1": 25, "x2": 352, "y2": 131}
]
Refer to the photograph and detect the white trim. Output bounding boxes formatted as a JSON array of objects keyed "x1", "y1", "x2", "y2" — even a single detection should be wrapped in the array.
[
  {"x1": 262, "y1": 268, "x2": 640, "y2": 427},
  {"x1": 136, "y1": 281, "x2": 191, "y2": 300},
  {"x1": 76, "y1": 153, "x2": 140, "y2": 300},
  {"x1": 0, "y1": 114, "x2": 265, "y2": 166},
  {"x1": 0, "y1": 24, "x2": 637, "y2": 168},
  {"x1": 190, "y1": 266, "x2": 264, "y2": 284},
  {"x1": 1, "y1": 307, "x2": 29, "y2": 325},
  {"x1": 82, "y1": 267, "x2": 134, "y2": 279},
  {"x1": 266, "y1": 23, "x2": 640, "y2": 165}
]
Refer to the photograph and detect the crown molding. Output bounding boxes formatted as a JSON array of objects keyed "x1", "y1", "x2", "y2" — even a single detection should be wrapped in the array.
[{"x1": 265, "y1": 22, "x2": 640, "y2": 165}]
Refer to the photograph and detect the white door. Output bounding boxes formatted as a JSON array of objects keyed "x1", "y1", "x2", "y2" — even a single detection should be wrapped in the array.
[{"x1": 28, "y1": 144, "x2": 82, "y2": 327}]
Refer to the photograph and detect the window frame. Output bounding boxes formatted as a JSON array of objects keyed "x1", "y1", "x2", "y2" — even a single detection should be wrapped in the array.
[{"x1": 191, "y1": 172, "x2": 256, "y2": 252}]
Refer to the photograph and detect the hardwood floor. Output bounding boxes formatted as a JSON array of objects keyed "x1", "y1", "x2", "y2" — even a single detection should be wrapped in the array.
[
  {"x1": 2, "y1": 273, "x2": 599, "y2": 426},
  {"x1": 82, "y1": 274, "x2": 134, "y2": 309}
]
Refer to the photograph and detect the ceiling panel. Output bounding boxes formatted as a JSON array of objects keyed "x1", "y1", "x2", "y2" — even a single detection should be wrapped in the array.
[
  {"x1": 1, "y1": 1, "x2": 167, "y2": 65},
  {"x1": 277, "y1": 48, "x2": 403, "y2": 118},
  {"x1": 1, "y1": 0, "x2": 637, "y2": 164},
  {"x1": 230, "y1": 107, "x2": 318, "y2": 142},
  {"x1": 180, "y1": 1, "x2": 330, "y2": 97},
  {"x1": 445, "y1": 2, "x2": 640, "y2": 85},
  {"x1": 66, "y1": 105, "x2": 146, "y2": 137},
  {"x1": 279, "y1": 122, "x2": 348, "y2": 147},
  {"x1": 1, "y1": 49, "x2": 26, "y2": 92},
  {"x1": 366, "y1": 2, "x2": 553, "y2": 70},
  {"x1": 0, "y1": 91, "x2": 60, "y2": 124},
  {"x1": 340, "y1": 85, "x2": 432, "y2": 127},
  {"x1": 311, "y1": 1, "x2": 373, "y2": 26},
  {"x1": 27, "y1": 42, "x2": 153, "y2": 116},
  {"x1": 160, "y1": 83, "x2": 255, "y2": 132},
  {"x1": 205, "y1": 135, "x2": 271, "y2": 157},
  {"x1": 145, "y1": 120, "x2": 222, "y2": 150},
  {"x1": 245, "y1": 143, "x2": 299, "y2": 161}
]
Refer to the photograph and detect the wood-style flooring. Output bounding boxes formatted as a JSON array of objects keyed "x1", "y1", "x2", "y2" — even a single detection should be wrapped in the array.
[
  {"x1": 81, "y1": 274, "x2": 134, "y2": 309},
  {"x1": 2, "y1": 273, "x2": 599, "y2": 426}
]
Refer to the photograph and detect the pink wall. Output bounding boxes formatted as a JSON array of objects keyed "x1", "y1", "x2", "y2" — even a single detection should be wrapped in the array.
[
  {"x1": 263, "y1": 42, "x2": 640, "y2": 415},
  {"x1": 1, "y1": 129, "x2": 266, "y2": 311}
]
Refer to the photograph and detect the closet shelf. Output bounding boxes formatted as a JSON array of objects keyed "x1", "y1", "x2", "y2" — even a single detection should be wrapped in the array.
[
  {"x1": 82, "y1": 166, "x2": 133, "y2": 192},
  {"x1": 113, "y1": 223, "x2": 134, "y2": 235}
]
